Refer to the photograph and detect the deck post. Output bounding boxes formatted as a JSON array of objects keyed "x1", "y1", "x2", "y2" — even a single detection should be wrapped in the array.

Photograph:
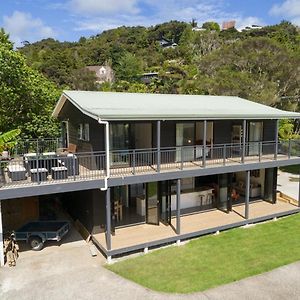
[
  {"x1": 202, "y1": 120, "x2": 207, "y2": 168},
  {"x1": 298, "y1": 171, "x2": 300, "y2": 207},
  {"x1": 259, "y1": 141, "x2": 262, "y2": 162},
  {"x1": 0, "y1": 201, "x2": 4, "y2": 267},
  {"x1": 157, "y1": 121, "x2": 161, "y2": 173},
  {"x1": 245, "y1": 170, "x2": 250, "y2": 219},
  {"x1": 223, "y1": 144, "x2": 226, "y2": 166},
  {"x1": 132, "y1": 149, "x2": 136, "y2": 175},
  {"x1": 242, "y1": 120, "x2": 246, "y2": 163},
  {"x1": 105, "y1": 188, "x2": 112, "y2": 251},
  {"x1": 275, "y1": 119, "x2": 279, "y2": 160},
  {"x1": 176, "y1": 179, "x2": 181, "y2": 235}
]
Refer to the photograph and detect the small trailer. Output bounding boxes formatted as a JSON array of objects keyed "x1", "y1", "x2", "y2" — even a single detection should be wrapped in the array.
[{"x1": 15, "y1": 221, "x2": 70, "y2": 251}]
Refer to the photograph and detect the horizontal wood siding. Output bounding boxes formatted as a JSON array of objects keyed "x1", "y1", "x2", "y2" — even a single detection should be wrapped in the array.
[
  {"x1": 161, "y1": 121, "x2": 176, "y2": 148},
  {"x1": 214, "y1": 120, "x2": 237, "y2": 144},
  {"x1": 263, "y1": 120, "x2": 276, "y2": 142},
  {"x1": 58, "y1": 100, "x2": 104, "y2": 152}
]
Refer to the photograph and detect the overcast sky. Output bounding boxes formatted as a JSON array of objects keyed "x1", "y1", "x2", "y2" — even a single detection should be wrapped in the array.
[{"x1": 1, "y1": 0, "x2": 299, "y2": 46}]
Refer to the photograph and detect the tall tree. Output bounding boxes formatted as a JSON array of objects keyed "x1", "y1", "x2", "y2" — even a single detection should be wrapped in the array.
[{"x1": 0, "y1": 29, "x2": 60, "y2": 138}]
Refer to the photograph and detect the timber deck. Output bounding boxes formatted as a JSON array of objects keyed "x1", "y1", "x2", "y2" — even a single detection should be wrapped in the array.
[{"x1": 93, "y1": 200, "x2": 300, "y2": 256}]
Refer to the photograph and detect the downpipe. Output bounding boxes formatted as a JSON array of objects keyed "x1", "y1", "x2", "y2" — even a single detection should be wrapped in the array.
[{"x1": 98, "y1": 118, "x2": 110, "y2": 190}]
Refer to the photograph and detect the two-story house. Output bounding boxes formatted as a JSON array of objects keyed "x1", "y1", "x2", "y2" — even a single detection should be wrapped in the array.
[{"x1": 1, "y1": 90, "x2": 300, "y2": 264}]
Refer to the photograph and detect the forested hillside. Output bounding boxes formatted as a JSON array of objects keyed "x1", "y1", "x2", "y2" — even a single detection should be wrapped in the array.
[
  {"x1": 1, "y1": 20, "x2": 300, "y2": 138},
  {"x1": 19, "y1": 20, "x2": 300, "y2": 109}
]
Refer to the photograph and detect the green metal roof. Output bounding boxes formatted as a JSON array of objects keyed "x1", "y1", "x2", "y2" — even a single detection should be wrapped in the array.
[{"x1": 53, "y1": 90, "x2": 300, "y2": 121}]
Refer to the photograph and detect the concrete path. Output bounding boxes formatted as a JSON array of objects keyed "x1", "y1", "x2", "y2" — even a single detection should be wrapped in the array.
[{"x1": 1, "y1": 227, "x2": 300, "y2": 300}]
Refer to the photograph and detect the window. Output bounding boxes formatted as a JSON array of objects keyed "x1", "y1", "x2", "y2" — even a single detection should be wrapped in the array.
[{"x1": 78, "y1": 123, "x2": 90, "y2": 141}]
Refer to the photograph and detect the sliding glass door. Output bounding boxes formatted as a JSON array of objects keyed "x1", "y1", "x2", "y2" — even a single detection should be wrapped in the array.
[
  {"x1": 176, "y1": 123, "x2": 194, "y2": 161},
  {"x1": 110, "y1": 123, "x2": 130, "y2": 166},
  {"x1": 217, "y1": 174, "x2": 229, "y2": 212},
  {"x1": 160, "y1": 181, "x2": 172, "y2": 225},
  {"x1": 248, "y1": 122, "x2": 263, "y2": 156},
  {"x1": 146, "y1": 182, "x2": 159, "y2": 225}
]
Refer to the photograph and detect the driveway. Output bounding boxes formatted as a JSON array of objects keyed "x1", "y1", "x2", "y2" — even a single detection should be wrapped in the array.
[
  {"x1": 1, "y1": 225, "x2": 300, "y2": 300},
  {"x1": 277, "y1": 169, "x2": 299, "y2": 200}
]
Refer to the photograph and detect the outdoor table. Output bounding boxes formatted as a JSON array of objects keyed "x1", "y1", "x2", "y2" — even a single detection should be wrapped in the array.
[{"x1": 30, "y1": 168, "x2": 48, "y2": 182}]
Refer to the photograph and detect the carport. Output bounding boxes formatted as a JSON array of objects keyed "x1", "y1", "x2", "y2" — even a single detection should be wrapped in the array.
[{"x1": 0, "y1": 189, "x2": 106, "y2": 266}]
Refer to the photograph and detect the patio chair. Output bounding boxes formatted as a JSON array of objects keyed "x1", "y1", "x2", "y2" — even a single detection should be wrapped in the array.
[{"x1": 57, "y1": 143, "x2": 77, "y2": 154}]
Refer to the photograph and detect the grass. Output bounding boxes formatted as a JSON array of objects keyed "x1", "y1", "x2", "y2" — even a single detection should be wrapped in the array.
[
  {"x1": 280, "y1": 165, "x2": 300, "y2": 175},
  {"x1": 107, "y1": 213, "x2": 300, "y2": 293}
]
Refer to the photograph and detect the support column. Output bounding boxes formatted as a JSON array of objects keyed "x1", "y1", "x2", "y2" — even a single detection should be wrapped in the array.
[
  {"x1": 202, "y1": 120, "x2": 207, "y2": 168},
  {"x1": 0, "y1": 201, "x2": 4, "y2": 267},
  {"x1": 245, "y1": 171, "x2": 250, "y2": 219},
  {"x1": 105, "y1": 188, "x2": 112, "y2": 251},
  {"x1": 275, "y1": 119, "x2": 279, "y2": 160},
  {"x1": 242, "y1": 120, "x2": 246, "y2": 163},
  {"x1": 298, "y1": 171, "x2": 300, "y2": 207},
  {"x1": 157, "y1": 120, "x2": 161, "y2": 172},
  {"x1": 176, "y1": 179, "x2": 181, "y2": 235}
]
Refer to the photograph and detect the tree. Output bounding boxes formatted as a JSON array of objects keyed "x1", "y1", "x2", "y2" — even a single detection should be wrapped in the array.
[
  {"x1": 69, "y1": 68, "x2": 97, "y2": 90},
  {"x1": 190, "y1": 19, "x2": 197, "y2": 28},
  {"x1": 0, "y1": 129, "x2": 21, "y2": 152},
  {"x1": 195, "y1": 37, "x2": 300, "y2": 107},
  {"x1": 0, "y1": 30, "x2": 60, "y2": 138},
  {"x1": 115, "y1": 52, "x2": 143, "y2": 81},
  {"x1": 278, "y1": 119, "x2": 300, "y2": 140},
  {"x1": 202, "y1": 22, "x2": 220, "y2": 31}
]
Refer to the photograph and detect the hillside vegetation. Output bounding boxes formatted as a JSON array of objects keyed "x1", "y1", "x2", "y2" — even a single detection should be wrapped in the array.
[
  {"x1": 1, "y1": 20, "x2": 300, "y2": 137},
  {"x1": 19, "y1": 21, "x2": 300, "y2": 110}
]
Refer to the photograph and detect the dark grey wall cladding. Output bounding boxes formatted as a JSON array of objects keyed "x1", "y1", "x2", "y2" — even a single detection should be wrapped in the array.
[
  {"x1": 161, "y1": 121, "x2": 176, "y2": 147},
  {"x1": 263, "y1": 119, "x2": 276, "y2": 141},
  {"x1": 62, "y1": 189, "x2": 105, "y2": 234},
  {"x1": 214, "y1": 120, "x2": 235, "y2": 144},
  {"x1": 58, "y1": 99, "x2": 105, "y2": 152},
  {"x1": 92, "y1": 189, "x2": 106, "y2": 234}
]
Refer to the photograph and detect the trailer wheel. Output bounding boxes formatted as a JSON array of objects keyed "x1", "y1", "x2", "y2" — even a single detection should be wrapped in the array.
[{"x1": 29, "y1": 236, "x2": 44, "y2": 251}]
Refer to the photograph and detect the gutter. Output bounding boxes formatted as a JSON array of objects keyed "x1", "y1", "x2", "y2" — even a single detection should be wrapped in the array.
[{"x1": 98, "y1": 118, "x2": 110, "y2": 190}]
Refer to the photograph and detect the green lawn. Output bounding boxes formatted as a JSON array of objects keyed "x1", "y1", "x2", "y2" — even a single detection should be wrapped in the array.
[
  {"x1": 280, "y1": 165, "x2": 299, "y2": 175},
  {"x1": 107, "y1": 213, "x2": 300, "y2": 293}
]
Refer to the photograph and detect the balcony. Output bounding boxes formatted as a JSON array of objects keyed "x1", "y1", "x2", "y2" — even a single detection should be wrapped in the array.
[{"x1": 0, "y1": 139, "x2": 299, "y2": 190}]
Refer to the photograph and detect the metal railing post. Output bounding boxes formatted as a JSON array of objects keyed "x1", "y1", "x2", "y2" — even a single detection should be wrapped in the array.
[
  {"x1": 245, "y1": 170, "x2": 250, "y2": 219},
  {"x1": 202, "y1": 120, "x2": 207, "y2": 168},
  {"x1": 73, "y1": 155, "x2": 76, "y2": 181},
  {"x1": 180, "y1": 147, "x2": 184, "y2": 170},
  {"x1": 275, "y1": 119, "x2": 279, "y2": 160},
  {"x1": 223, "y1": 144, "x2": 226, "y2": 166},
  {"x1": 132, "y1": 150, "x2": 136, "y2": 175},
  {"x1": 157, "y1": 120, "x2": 161, "y2": 173},
  {"x1": 259, "y1": 142, "x2": 262, "y2": 162},
  {"x1": 242, "y1": 119, "x2": 246, "y2": 163},
  {"x1": 36, "y1": 155, "x2": 40, "y2": 184}
]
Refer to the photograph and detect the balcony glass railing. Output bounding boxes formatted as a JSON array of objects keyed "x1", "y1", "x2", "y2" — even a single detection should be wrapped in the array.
[{"x1": 0, "y1": 140, "x2": 299, "y2": 188}]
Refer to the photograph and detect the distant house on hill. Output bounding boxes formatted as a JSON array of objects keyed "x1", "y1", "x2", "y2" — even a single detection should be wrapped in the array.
[
  {"x1": 192, "y1": 27, "x2": 206, "y2": 32},
  {"x1": 85, "y1": 65, "x2": 114, "y2": 84},
  {"x1": 158, "y1": 37, "x2": 178, "y2": 49},
  {"x1": 222, "y1": 20, "x2": 236, "y2": 30},
  {"x1": 140, "y1": 72, "x2": 159, "y2": 84},
  {"x1": 242, "y1": 24, "x2": 263, "y2": 31}
]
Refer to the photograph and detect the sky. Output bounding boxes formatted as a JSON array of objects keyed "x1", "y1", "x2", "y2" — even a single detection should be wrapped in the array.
[{"x1": 0, "y1": 0, "x2": 299, "y2": 46}]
